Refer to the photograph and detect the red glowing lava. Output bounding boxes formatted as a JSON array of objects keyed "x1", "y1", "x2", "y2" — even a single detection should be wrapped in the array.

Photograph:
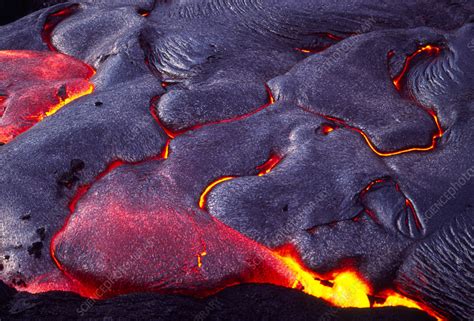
[
  {"x1": 0, "y1": 50, "x2": 95, "y2": 144},
  {"x1": 42, "y1": 5, "x2": 79, "y2": 52},
  {"x1": 256, "y1": 153, "x2": 283, "y2": 176},
  {"x1": 321, "y1": 124, "x2": 336, "y2": 135},
  {"x1": 138, "y1": 9, "x2": 150, "y2": 17}
]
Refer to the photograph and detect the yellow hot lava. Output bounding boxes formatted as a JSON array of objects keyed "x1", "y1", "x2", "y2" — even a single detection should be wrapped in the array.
[
  {"x1": 275, "y1": 250, "x2": 443, "y2": 320},
  {"x1": 38, "y1": 84, "x2": 95, "y2": 121}
]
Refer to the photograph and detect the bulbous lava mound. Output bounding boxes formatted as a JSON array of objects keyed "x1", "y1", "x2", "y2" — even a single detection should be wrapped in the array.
[{"x1": 0, "y1": 1, "x2": 473, "y2": 320}]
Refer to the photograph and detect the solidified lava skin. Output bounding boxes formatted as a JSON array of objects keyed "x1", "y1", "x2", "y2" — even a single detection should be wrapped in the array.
[{"x1": 0, "y1": 50, "x2": 95, "y2": 144}]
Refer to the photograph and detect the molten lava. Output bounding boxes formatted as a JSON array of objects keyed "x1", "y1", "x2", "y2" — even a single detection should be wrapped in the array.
[
  {"x1": 300, "y1": 106, "x2": 444, "y2": 157},
  {"x1": 2, "y1": 49, "x2": 439, "y2": 319},
  {"x1": 273, "y1": 245, "x2": 443, "y2": 320},
  {"x1": 256, "y1": 153, "x2": 283, "y2": 176},
  {"x1": 392, "y1": 45, "x2": 441, "y2": 91},
  {"x1": 0, "y1": 50, "x2": 95, "y2": 144},
  {"x1": 275, "y1": 245, "x2": 371, "y2": 308},
  {"x1": 321, "y1": 124, "x2": 336, "y2": 135},
  {"x1": 42, "y1": 5, "x2": 79, "y2": 52},
  {"x1": 295, "y1": 32, "x2": 343, "y2": 53},
  {"x1": 199, "y1": 176, "x2": 237, "y2": 209}
]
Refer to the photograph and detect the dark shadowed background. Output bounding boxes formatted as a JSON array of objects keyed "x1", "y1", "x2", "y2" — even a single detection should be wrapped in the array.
[{"x1": 0, "y1": 0, "x2": 66, "y2": 25}]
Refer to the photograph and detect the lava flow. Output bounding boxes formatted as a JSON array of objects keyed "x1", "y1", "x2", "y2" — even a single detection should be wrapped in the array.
[
  {"x1": 274, "y1": 245, "x2": 443, "y2": 320},
  {"x1": 195, "y1": 160, "x2": 440, "y2": 319},
  {"x1": 0, "y1": 50, "x2": 95, "y2": 144},
  {"x1": 199, "y1": 188, "x2": 440, "y2": 318}
]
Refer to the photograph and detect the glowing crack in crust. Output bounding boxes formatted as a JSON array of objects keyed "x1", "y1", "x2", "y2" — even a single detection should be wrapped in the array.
[{"x1": 300, "y1": 106, "x2": 444, "y2": 157}]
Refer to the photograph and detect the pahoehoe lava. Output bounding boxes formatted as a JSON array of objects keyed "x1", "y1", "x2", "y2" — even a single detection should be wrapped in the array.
[{"x1": 0, "y1": 1, "x2": 473, "y2": 320}]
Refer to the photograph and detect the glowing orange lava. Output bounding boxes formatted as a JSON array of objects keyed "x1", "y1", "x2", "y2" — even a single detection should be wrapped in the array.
[
  {"x1": 321, "y1": 124, "x2": 335, "y2": 135},
  {"x1": 275, "y1": 246, "x2": 370, "y2": 307},
  {"x1": 374, "y1": 291, "x2": 443, "y2": 321},
  {"x1": 38, "y1": 84, "x2": 94, "y2": 121},
  {"x1": 392, "y1": 45, "x2": 441, "y2": 91},
  {"x1": 197, "y1": 251, "x2": 207, "y2": 268},
  {"x1": 138, "y1": 9, "x2": 150, "y2": 17},
  {"x1": 161, "y1": 140, "x2": 171, "y2": 159},
  {"x1": 273, "y1": 245, "x2": 443, "y2": 319},
  {"x1": 300, "y1": 106, "x2": 444, "y2": 157},
  {"x1": 199, "y1": 176, "x2": 237, "y2": 209}
]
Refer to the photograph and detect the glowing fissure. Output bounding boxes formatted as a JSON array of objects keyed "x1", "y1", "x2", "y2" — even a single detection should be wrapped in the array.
[
  {"x1": 359, "y1": 178, "x2": 423, "y2": 230},
  {"x1": 299, "y1": 105, "x2": 444, "y2": 157},
  {"x1": 295, "y1": 32, "x2": 344, "y2": 54},
  {"x1": 392, "y1": 45, "x2": 441, "y2": 91},
  {"x1": 42, "y1": 5, "x2": 79, "y2": 52},
  {"x1": 151, "y1": 84, "x2": 275, "y2": 139},
  {"x1": 256, "y1": 153, "x2": 283, "y2": 176},
  {"x1": 199, "y1": 176, "x2": 237, "y2": 209}
]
